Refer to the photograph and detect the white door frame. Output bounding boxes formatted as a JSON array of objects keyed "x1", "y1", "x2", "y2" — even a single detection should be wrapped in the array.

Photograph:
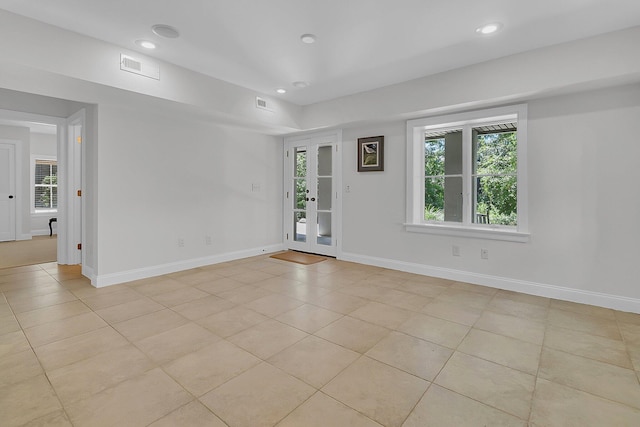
[
  {"x1": 64, "y1": 109, "x2": 85, "y2": 266},
  {"x1": 283, "y1": 129, "x2": 342, "y2": 257},
  {"x1": 0, "y1": 140, "x2": 19, "y2": 242},
  {"x1": 0, "y1": 108, "x2": 84, "y2": 265}
]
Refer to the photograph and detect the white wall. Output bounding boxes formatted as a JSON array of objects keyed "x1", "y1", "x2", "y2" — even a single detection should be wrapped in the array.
[
  {"x1": 0, "y1": 71, "x2": 283, "y2": 286},
  {"x1": 340, "y1": 83, "x2": 640, "y2": 311},
  {"x1": 30, "y1": 132, "x2": 56, "y2": 156},
  {"x1": 30, "y1": 132, "x2": 57, "y2": 235},
  {"x1": 0, "y1": 125, "x2": 30, "y2": 239},
  {"x1": 95, "y1": 104, "x2": 283, "y2": 282}
]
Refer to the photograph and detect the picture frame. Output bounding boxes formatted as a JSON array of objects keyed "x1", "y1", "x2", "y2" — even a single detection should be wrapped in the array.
[{"x1": 357, "y1": 136, "x2": 384, "y2": 172}]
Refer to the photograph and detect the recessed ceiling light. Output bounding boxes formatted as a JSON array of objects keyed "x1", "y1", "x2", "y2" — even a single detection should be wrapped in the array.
[
  {"x1": 135, "y1": 40, "x2": 156, "y2": 49},
  {"x1": 300, "y1": 34, "x2": 317, "y2": 44},
  {"x1": 292, "y1": 81, "x2": 310, "y2": 88},
  {"x1": 476, "y1": 22, "x2": 502, "y2": 35},
  {"x1": 276, "y1": 88, "x2": 287, "y2": 94},
  {"x1": 152, "y1": 24, "x2": 180, "y2": 39}
]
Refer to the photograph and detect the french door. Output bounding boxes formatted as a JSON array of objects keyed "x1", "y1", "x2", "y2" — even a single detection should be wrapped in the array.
[
  {"x1": 284, "y1": 132, "x2": 341, "y2": 257},
  {"x1": 0, "y1": 142, "x2": 16, "y2": 242}
]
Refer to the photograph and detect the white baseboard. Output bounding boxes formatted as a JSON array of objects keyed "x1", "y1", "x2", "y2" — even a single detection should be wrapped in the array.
[
  {"x1": 17, "y1": 234, "x2": 32, "y2": 241},
  {"x1": 82, "y1": 265, "x2": 96, "y2": 284},
  {"x1": 340, "y1": 252, "x2": 640, "y2": 314},
  {"x1": 31, "y1": 229, "x2": 55, "y2": 236},
  {"x1": 92, "y1": 244, "x2": 285, "y2": 288}
]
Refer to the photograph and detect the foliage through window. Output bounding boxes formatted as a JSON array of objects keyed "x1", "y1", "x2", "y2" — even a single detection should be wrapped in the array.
[
  {"x1": 34, "y1": 159, "x2": 57, "y2": 211},
  {"x1": 473, "y1": 127, "x2": 517, "y2": 226},
  {"x1": 406, "y1": 105, "x2": 528, "y2": 241},
  {"x1": 424, "y1": 125, "x2": 517, "y2": 226},
  {"x1": 294, "y1": 147, "x2": 307, "y2": 242}
]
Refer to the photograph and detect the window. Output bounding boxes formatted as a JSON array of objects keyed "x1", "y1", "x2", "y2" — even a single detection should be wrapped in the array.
[
  {"x1": 406, "y1": 105, "x2": 529, "y2": 242},
  {"x1": 33, "y1": 158, "x2": 58, "y2": 212}
]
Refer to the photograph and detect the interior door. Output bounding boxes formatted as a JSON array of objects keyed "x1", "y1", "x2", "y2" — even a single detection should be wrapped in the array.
[
  {"x1": 0, "y1": 142, "x2": 16, "y2": 242},
  {"x1": 285, "y1": 134, "x2": 339, "y2": 257}
]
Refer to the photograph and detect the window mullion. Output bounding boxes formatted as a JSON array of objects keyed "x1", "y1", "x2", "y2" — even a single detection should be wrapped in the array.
[
  {"x1": 461, "y1": 125, "x2": 472, "y2": 225},
  {"x1": 419, "y1": 130, "x2": 426, "y2": 224}
]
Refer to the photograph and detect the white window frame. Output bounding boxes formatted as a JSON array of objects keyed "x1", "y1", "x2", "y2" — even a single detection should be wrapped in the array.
[
  {"x1": 405, "y1": 104, "x2": 529, "y2": 242},
  {"x1": 31, "y1": 155, "x2": 58, "y2": 214}
]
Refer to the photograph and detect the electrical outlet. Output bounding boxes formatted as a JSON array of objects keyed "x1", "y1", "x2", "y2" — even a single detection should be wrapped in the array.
[
  {"x1": 205, "y1": 236, "x2": 212, "y2": 245},
  {"x1": 481, "y1": 248, "x2": 489, "y2": 259},
  {"x1": 178, "y1": 238, "x2": 184, "y2": 247},
  {"x1": 452, "y1": 245, "x2": 460, "y2": 256}
]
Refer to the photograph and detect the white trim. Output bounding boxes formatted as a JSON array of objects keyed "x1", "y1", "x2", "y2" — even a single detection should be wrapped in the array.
[
  {"x1": 339, "y1": 251, "x2": 640, "y2": 314},
  {"x1": 92, "y1": 243, "x2": 285, "y2": 288},
  {"x1": 404, "y1": 223, "x2": 530, "y2": 243},
  {"x1": 283, "y1": 129, "x2": 342, "y2": 257},
  {"x1": 83, "y1": 265, "x2": 96, "y2": 285},
  {"x1": 406, "y1": 104, "x2": 528, "y2": 238},
  {"x1": 65, "y1": 109, "x2": 84, "y2": 266},
  {"x1": 31, "y1": 229, "x2": 54, "y2": 236},
  {"x1": 335, "y1": 133, "x2": 343, "y2": 259}
]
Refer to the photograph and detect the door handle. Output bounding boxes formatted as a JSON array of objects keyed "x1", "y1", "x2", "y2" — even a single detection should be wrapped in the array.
[
  {"x1": 8, "y1": 195, "x2": 14, "y2": 199},
  {"x1": 310, "y1": 197, "x2": 316, "y2": 202}
]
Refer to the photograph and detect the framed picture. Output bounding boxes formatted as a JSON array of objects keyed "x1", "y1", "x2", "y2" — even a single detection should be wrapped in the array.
[{"x1": 357, "y1": 136, "x2": 384, "y2": 172}]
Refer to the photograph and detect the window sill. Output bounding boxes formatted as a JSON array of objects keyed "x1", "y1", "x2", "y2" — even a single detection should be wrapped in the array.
[
  {"x1": 404, "y1": 223, "x2": 530, "y2": 243},
  {"x1": 32, "y1": 210, "x2": 58, "y2": 216}
]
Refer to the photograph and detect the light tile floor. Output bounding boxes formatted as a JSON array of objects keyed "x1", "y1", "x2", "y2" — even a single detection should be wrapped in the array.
[{"x1": 1, "y1": 256, "x2": 640, "y2": 426}]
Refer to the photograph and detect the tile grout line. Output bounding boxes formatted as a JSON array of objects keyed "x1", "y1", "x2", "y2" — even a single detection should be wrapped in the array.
[
  {"x1": 527, "y1": 297, "x2": 551, "y2": 426},
  {"x1": 613, "y1": 311, "x2": 640, "y2": 387},
  {"x1": 2, "y1": 271, "x2": 82, "y2": 426}
]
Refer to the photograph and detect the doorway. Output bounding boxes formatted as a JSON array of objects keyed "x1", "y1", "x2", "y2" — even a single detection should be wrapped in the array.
[
  {"x1": 284, "y1": 131, "x2": 342, "y2": 257},
  {"x1": 0, "y1": 108, "x2": 84, "y2": 268}
]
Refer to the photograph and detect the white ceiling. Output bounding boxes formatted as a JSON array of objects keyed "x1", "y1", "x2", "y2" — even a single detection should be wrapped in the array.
[{"x1": 1, "y1": 0, "x2": 639, "y2": 106}]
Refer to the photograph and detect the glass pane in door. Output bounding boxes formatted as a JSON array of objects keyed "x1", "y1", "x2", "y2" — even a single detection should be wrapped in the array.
[
  {"x1": 316, "y1": 145, "x2": 333, "y2": 245},
  {"x1": 317, "y1": 145, "x2": 332, "y2": 176},
  {"x1": 294, "y1": 211, "x2": 306, "y2": 242},
  {"x1": 294, "y1": 179, "x2": 306, "y2": 210},
  {"x1": 317, "y1": 212, "x2": 332, "y2": 246},
  {"x1": 293, "y1": 145, "x2": 308, "y2": 242},
  {"x1": 295, "y1": 147, "x2": 307, "y2": 177},
  {"x1": 316, "y1": 178, "x2": 332, "y2": 210}
]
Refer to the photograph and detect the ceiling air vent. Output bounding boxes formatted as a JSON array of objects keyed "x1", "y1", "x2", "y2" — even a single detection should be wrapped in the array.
[
  {"x1": 120, "y1": 54, "x2": 160, "y2": 80},
  {"x1": 256, "y1": 96, "x2": 272, "y2": 111},
  {"x1": 122, "y1": 56, "x2": 141, "y2": 71}
]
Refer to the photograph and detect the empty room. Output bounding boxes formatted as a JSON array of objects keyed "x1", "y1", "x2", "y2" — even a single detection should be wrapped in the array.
[{"x1": 1, "y1": 1, "x2": 639, "y2": 426}]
